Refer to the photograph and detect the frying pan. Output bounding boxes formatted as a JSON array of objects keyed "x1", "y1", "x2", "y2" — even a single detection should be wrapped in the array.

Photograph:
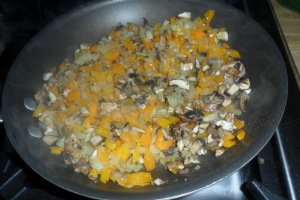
[{"x1": 2, "y1": 0, "x2": 288, "y2": 199}]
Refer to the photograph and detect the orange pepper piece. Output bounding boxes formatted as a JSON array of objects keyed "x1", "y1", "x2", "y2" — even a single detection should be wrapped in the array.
[
  {"x1": 204, "y1": 9, "x2": 215, "y2": 23},
  {"x1": 144, "y1": 149, "x2": 156, "y2": 171},
  {"x1": 114, "y1": 144, "x2": 130, "y2": 162},
  {"x1": 190, "y1": 29, "x2": 205, "y2": 41},
  {"x1": 155, "y1": 129, "x2": 173, "y2": 151},
  {"x1": 87, "y1": 101, "x2": 98, "y2": 117},
  {"x1": 223, "y1": 139, "x2": 236, "y2": 148},
  {"x1": 111, "y1": 63, "x2": 125, "y2": 74},
  {"x1": 66, "y1": 89, "x2": 80, "y2": 102},
  {"x1": 104, "y1": 48, "x2": 120, "y2": 63},
  {"x1": 234, "y1": 119, "x2": 245, "y2": 129},
  {"x1": 236, "y1": 130, "x2": 246, "y2": 141},
  {"x1": 122, "y1": 39, "x2": 136, "y2": 51},
  {"x1": 115, "y1": 172, "x2": 152, "y2": 188}
]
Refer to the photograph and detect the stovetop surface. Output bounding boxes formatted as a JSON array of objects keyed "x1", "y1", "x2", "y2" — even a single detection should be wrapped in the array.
[{"x1": 0, "y1": 0, "x2": 299, "y2": 199}]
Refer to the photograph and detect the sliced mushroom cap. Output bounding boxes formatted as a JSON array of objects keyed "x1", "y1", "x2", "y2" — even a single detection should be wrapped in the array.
[
  {"x1": 65, "y1": 134, "x2": 79, "y2": 153},
  {"x1": 190, "y1": 140, "x2": 203, "y2": 154},
  {"x1": 202, "y1": 93, "x2": 224, "y2": 112},
  {"x1": 211, "y1": 93, "x2": 225, "y2": 104},
  {"x1": 239, "y1": 93, "x2": 248, "y2": 112},
  {"x1": 183, "y1": 109, "x2": 203, "y2": 121},
  {"x1": 207, "y1": 126, "x2": 219, "y2": 136},
  {"x1": 169, "y1": 80, "x2": 190, "y2": 90},
  {"x1": 227, "y1": 68, "x2": 240, "y2": 76},
  {"x1": 225, "y1": 113, "x2": 235, "y2": 123},
  {"x1": 73, "y1": 157, "x2": 90, "y2": 175},
  {"x1": 222, "y1": 61, "x2": 245, "y2": 81},
  {"x1": 184, "y1": 156, "x2": 200, "y2": 165},
  {"x1": 215, "y1": 148, "x2": 225, "y2": 157},
  {"x1": 218, "y1": 84, "x2": 227, "y2": 96},
  {"x1": 238, "y1": 78, "x2": 250, "y2": 90},
  {"x1": 166, "y1": 160, "x2": 185, "y2": 174}
]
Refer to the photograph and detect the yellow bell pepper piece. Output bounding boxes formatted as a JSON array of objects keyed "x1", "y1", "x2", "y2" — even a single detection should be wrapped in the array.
[
  {"x1": 144, "y1": 149, "x2": 155, "y2": 171},
  {"x1": 236, "y1": 130, "x2": 246, "y2": 141},
  {"x1": 49, "y1": 146, "x2": 63, "y2": 155},
  {"x1": 100, "y1": 168, "x2": 111, "y2": 183}
]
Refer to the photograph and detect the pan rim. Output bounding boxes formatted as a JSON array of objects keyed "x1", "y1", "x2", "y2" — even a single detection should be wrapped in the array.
[{"x1": 2, "y1": 0, "x2": 288, "y2": 199}]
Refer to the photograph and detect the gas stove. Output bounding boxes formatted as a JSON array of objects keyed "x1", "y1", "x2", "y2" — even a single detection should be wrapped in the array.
[{"x1": 0, "y1": 0, "x2": 299, "y2": 199}]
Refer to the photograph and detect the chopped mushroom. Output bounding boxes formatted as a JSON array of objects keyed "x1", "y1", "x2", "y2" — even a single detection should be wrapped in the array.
[
  {"x1": 183, "y1": 109, "x2": 202, "y2": 121},
  {"x1": 80, "y1": 106, "x2": 89, "y2": 116},
  {"x1": 238, "y1": 78, "x2": 250, "y2": 90},
  {"x1": 202, "y1": 65, "x2": 210, "y2": 72},
  {"x1": 207, "y1": 126, "x2": 218, "y2": 136},
  {"x1": 216, "y1": 31, "x2": 228, "y2": 41},
  {"x1": 195, "y1": 59, "x2": 200, "y2": 69},
  {"x1": 202, "y1": 93, "x2": 224, "y2": 112},
  {"x1": 73, "y1": 157, "x2": 90, "y2": 175},
  {"x1": 158, "y1": 37, "x2": 166, "y2": 50},
  {"x1": 178, "y1": 12, "x2": 191, "y2": 19},
  {"x1": 197, "y1": 148, "x2": 207, "y2": 156},
  {"x1": 190, "y1": 140, "x2": 203, "y2": 154},
  {"x1": 215, "y1": 148, "x2": 225, "y2": 157},
  {"x1": 153, "y1": 178, "x2": 168, "y2": 186},
  {"x1": 222, "y1": 98, "x2": 232, "y2": 107},
  {"x1": 215, "y1": 120, "x2": 234, "y2": 131},
  {"x1": 177, "y1": 140, "x2": 184, "y2": 151},
  {"x1": 245, "y1": 88, "x2": 251, "y2": 94},
  {"x1": 169, "y1": 80, "x2": 190, "y2": 90},
  {"x1": 145, "y1": 31, "x2": 153, "y2": 40},
  {"x1": 184, "y1": 156, "x2": 200, "y2": 165},
  {"x1": 239, "y1": 93, "x2": 248, "y2": 111},
  {"x1": 65, "y1": 134, "x2": 79, "y2": 153},
  {"x1": 43, "y1": 72, "x2": 53, "y2": 81},
  {"x1": 207, "y1": 134, "x2": 214, "y2": 143},
  {"x1": 180, "y1": 63, "x2": 194, "y2": 71},
  {"x1": 48, "y1": 91, "x2": 57, "y2": 104},
  {"x1": 167, "y1": 160, "x2": 185, "y2": 174},
  {"x1": 63, "y1": 89, "x2": 71, "y2": 97}
]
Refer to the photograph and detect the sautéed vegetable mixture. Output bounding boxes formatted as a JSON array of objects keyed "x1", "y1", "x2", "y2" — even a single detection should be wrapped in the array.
[{"x1": 33, "y1": 10, "x2": 251, "y2": 188}]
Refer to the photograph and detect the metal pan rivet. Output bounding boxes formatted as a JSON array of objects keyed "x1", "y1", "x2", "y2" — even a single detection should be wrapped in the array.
[
  {"x1": 24, "y1": 98, "x2": 37, "y2": 111},
  {"x1": 27, "y1": 126, "x2": 43, "y2": 138}
]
